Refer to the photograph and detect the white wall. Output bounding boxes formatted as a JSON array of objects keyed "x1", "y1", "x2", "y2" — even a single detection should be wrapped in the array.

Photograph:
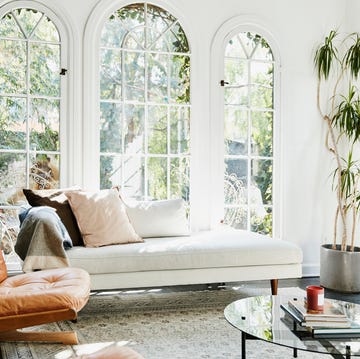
[{"x1": 1, "y1": 0, "x2": 349, "y2": 276}]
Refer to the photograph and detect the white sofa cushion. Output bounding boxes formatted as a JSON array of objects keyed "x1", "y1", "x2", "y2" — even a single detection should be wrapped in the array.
[
  {"x1": 67, "y1": 229, "x2": 303, "y2": 275},
  {"x1": 125, "y1": 198, "x2": 190, "y2": 238}
]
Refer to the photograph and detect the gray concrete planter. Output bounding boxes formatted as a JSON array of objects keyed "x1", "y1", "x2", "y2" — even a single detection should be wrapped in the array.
[{"x1": 320, "y1": 244, "x2": 360, "y2": 292}]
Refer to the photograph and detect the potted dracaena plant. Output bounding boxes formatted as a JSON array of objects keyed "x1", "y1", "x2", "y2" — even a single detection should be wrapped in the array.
[{"x1": 315, "y1": 30, "x2": 360, "y2": 292}]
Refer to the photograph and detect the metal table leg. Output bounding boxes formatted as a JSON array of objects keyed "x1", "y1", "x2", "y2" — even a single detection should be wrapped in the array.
[
  {"x1": 292, "y1": 321, "x2": 298, "y2": 358},
  {"x1": 241, "y1": 331, "x2": 246, "y2": 359},
  {"x1": 346, "y1": 345, "x2": 351, "y2": 359},
  {"x1": 293, "y1": 347, "x2": 297, "y2": 358}
]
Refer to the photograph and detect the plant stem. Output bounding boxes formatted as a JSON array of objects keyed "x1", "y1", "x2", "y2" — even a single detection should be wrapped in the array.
[
  {"x1": 324, "y1": 115, "x2": 347, "y2": 250},
  {"x1": 350, "y1": 174, "x2": 360, "y2": 251},
  {"x1": 333, "y1": 205, "x2": 339, "y2": 249},
  {"x1": 317, "y1": 81, "x2": 324, "y2": 118}
]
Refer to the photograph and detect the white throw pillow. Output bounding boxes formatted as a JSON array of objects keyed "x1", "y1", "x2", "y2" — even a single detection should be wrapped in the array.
[{"x1": 125, "y1": 198, "x2": 190, "y2": 238}]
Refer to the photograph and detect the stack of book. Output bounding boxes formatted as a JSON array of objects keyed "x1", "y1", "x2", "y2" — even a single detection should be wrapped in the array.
[{"x1": 281, "y1": 298, "x2": 360, "y2": 338}]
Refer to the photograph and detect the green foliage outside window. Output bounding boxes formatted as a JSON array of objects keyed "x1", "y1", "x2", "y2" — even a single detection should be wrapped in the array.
[
  {"x1": 0, "y1": 8, "x2": 61, "y2": 204},
  {"x1": 100, "y1": 3, "x2": 190, "y2": 202},
  {"x1": 224, "y1": 32, "x2": 274, "y2": 235}
]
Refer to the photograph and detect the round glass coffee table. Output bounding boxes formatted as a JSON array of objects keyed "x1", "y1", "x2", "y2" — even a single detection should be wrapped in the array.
[{"x1": 224, "y1": 295, "x2": 360, "y2": 358}]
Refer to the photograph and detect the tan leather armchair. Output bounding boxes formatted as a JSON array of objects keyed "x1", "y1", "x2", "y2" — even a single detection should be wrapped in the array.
[{"x1": 0, "y1": 251, "x2": 90, "y2": 344}]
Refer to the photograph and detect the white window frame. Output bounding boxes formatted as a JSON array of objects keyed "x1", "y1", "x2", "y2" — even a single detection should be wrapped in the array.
[
  {"x1": 210, "y1": 17, "x2": 281, "y2": 238},
  {"x1": 98, "y1": 3, "x2": 191, "y2": 200},
  {"x1": 84, "y1": 0, "x2": 207, "y2": 230},
  {"x1": 0, "y1": 0, "x2": 78, "y2": 189}
]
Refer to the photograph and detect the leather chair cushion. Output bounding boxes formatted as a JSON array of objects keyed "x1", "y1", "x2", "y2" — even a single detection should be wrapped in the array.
[
  {"x1": 0, "y1": 252, "x2": 7, "y2": 283},
  {"x1": 0, "y1": 267, "x2": 90, "y2": 317}
]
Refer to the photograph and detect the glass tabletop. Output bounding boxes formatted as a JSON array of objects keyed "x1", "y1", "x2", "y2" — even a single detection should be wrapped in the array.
[{"x1": 224, "y1": 295, "x2": 360, "y2": 357}]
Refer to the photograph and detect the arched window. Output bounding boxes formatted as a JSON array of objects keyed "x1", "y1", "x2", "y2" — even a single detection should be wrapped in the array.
[
  {"x1": 99, "y1": 3, "x2": 190, "y2": 202},
  {"x1": 223, "y1": 32, "x2": 274, "y2": 234},
  {"x1": 0, "y1": 6, "x2": 65, "y2": 205}
]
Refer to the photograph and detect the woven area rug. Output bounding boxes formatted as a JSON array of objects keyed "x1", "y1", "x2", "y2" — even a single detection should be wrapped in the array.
[{"x1": 1, "y1": 285, "x2": 329, "y2": 359}]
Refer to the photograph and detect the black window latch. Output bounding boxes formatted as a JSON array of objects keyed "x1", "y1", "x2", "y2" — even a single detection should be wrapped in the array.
[
  {"x1": 60, "y1": 68, "x2": 68, "y2": 76},
  {"x1": 220, "y1": 80, "x2": 229, "y2": 86}
]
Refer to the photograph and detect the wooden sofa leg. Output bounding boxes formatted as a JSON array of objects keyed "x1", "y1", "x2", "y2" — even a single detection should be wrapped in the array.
[
  {"x1": 270, "y1": 279, "x2": 278, "y2": 295},
  {"x1": 0, "y1": 330, "x2": 78, "y2": 345}
]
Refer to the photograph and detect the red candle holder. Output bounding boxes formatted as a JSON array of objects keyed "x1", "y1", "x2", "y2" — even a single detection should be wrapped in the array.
[{"x1": 306, "y1": 285, "x2": 324, "y2": 312}]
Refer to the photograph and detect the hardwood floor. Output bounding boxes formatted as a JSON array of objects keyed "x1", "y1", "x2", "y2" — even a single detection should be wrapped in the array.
[
  {"x1": 238, "y1": 277, "x2": 360, "y2": 304},
  {"x1": 154, "y1": 277, "x2": 360, "y2": 304},
  {"x1": 279, "y1": 276, "x2": 360, "y2": 304}
]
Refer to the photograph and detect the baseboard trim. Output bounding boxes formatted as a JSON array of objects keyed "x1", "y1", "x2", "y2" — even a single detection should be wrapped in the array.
[{"x1": 302, "y1": 263, "x2": 320, "y2": 277}]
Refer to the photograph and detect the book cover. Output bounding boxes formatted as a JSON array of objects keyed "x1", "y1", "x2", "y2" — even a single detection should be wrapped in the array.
[
  {"x1": 280, "y1": 303, "x2": 349, "y2": 328},
  {"x1": 306, "y1": 321, "x2": 350, "y2": 328},
  {"x1": 312, "y1": 325, "x2": 360, "y2": 338},
  {"x1": 281, "y1": 300, "x2": 360, "y2": 338},
  {"x1": 288, "y1": 299, "x2": 347, "y2": 321}
]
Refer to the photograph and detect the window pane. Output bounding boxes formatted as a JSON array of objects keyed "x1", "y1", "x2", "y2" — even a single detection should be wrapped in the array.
[
  {"x1": 32, "y1": 16, "x2": 59, "y2": 42},
  {"x1": 224, "y1": 160, "x2": 247, "y2": 204},
  {"x1": 124, "y1": 104, "x2": 144, "y2": 154},
  {"x1": 251, "y1": 111, "x2": 273, "y2": 157},
  {"x1": 100, "y1": 102, "x2": 122, "y2": 153},
  {"x1": 224, "y1": 58, "x2": 247, "y2": 86},
  {"x1": 100, "y1": 48, "x2": 122, "y2": 100},
  {"x1": 239, "y1": 32, "x2": 259, "y2": 58},
  {"x1": 251, "y1": 62, "x2": 273, "y2": 87},
  {"x1": 147, "y1": 5, "x2": 176, "y2": 36},
  {"x1": 30, "y1": 43, "x2": 60, "y2": 96},
  {"x1": 123, "y1": 155, "x2": 144, "y2": 199},
  {"x1": 251, "y1": 159, "x2": 272, "y2": 205},
  {"x1": 168, "y1": 22, "x2": 189, "y2": 53},
  {"x1": 123, "y1": 27, "x2": 145, "y2": 50},
  {"x1": 148, "y1": 106, "x2": 167, "y2": 154},
  {"x1": 224, "y1": 108, "x2": 247, "y2": 155},
  {"x1": 124, "y1": 52, "x2": 144, "y2": 101},
  {"x1": 29, "y1": 153, "x2": 59, "y2": 190},
  {"x1": 0, "y1": 97, "x2": 26, "y2": 150},
  {"x1": 16, "y1": 8, "x2": 42, "y2": 38},
  {"x1": 251, "y1": 207, "x2": 272, "y2": 235},
  {"x1": 148, "y1": 53, "x2": 168, "y2": 102},
  {"x1": 170, "y1": 55, "x2": 190, "y2": 104},
  {"x1": 117, "y1": 4, "x2": 145, "y2": 34},
  {"x1": 170, "y1": 157, "x2": 189, "y2": 201},
  {"x1": 147, "y1": 5, "x2": 176, "y2": 50},
  {"x1": 100, "y1": 154, "x2": 121, "y2": 189},
  {"x1": 100, "y1": 16, "x2": 126, "y2": 47},
  {"x1": 0, "y1": 40, "x2": 26, "y2": 94},
  {"x1": 100, "y1": 154, "x2": 147, "y2": 197},
  {"x1": 252, "y1": 41, "x2": 273, "y2": 61},
  {"x1": 225, "y1": 36, "x2": 246, "y2": 58},
  {"x1": 30, "y1": 98, "x2": 59, "y2": 151},
  {"x1": 0, "y1": 153, "x2": 26, "y2": 205},
  {"x1": 0, "y1": 14, "x2": 23, "y2": 38},
  {"x1": 224, "y1": 206, "x2": 247, "y2": 229},
  {"x1": 170, "y1": 107, "x2": 190, "y2": 154},
  {"x1": 147, "y1": 157, "x2": 167, "y2": 199},
  {"x1": 250, "y1": 85, "x2": 273, "y2": 108},
  {"x1": 224, "y1": 87, "x2": 248, "y2": 106}
]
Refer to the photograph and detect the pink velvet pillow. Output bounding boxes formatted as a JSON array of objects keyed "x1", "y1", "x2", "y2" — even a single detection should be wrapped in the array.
[{"x1": 66, "y1": 189, "x2": 143, "y2": 247}]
